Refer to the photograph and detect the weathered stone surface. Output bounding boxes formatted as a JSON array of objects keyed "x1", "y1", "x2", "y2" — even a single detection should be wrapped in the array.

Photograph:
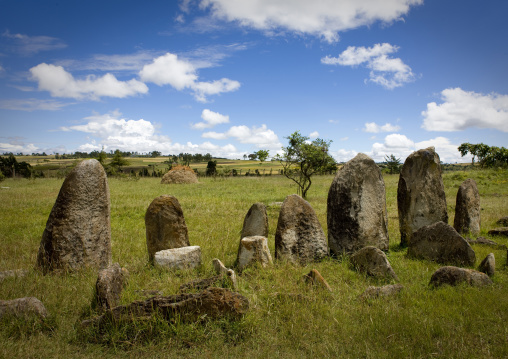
[
  {"x1": 212, "y1": 258, "x2": 237, "y2": 290},
  {"x1": 0, "y1": 297, "x2": 48, "y2": 319},
  {"x1": 145, "y1": 195, "x2": 190, "y2": 262},
  {"x1": 488, "y1": 227, "x2": 508, "y2": 237},
  {"x1": 478, "y1": 253, "x2": 495, "y2": 277},
  {"x1": 154, "y1": 246, "x2": 201, "y2": 270},
  {"x1": 350, "y1": 246, "x2": 398, "y2": 280},
  {"x1": 359, "y1": 284, "x2": 404, "y2": 300},
  {"x1": 95, "y1": 263, "x2": 128, "y2": 310},
  {"x1": 241, "y1": 203, "x2": 269, "y2": 238},
  {"x1": 0, "y1": 269, "x2": 28, "y2": 282},
  {"x1": 81, "y1": 287, "x2": 248, "y2": 327},
  {"x1": 397, "y1": 147, "x2": 448, "y2": 246},
  {"x1": 466, "y1": 236, "x2": 506, "y2": 249},
  {"x1": 407, "y1": 221, "x2": 475, "y2": 266},
  {"x1": 37, "y1": 159, "x2": 111, "y2": 273},
  {"x1": 327, "y1": 153, "x2": 389, "y2": 255},
  {"x1": 429, "y1": 266, "x2": 492, "y2": 288},
  {"x1": 496, "y1": 217, "x2": 508, "y2": 226},
  {"x1": 454, "y1": 179, "x2": 481, "y2": 235},
  {"x1": 275, "y1": 194, "x2": 327, "y2": 264},
  {"x1": 303, "y1": 269, "x2": 332, "y2": 292},
  {"x1": 237, "y1": 236, "x2": 272, "y2": 272}
]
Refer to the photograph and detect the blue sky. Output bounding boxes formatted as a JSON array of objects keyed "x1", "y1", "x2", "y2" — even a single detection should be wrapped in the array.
[{"x1": 1, "y1": 0, "x2": 507, "y2": 163}]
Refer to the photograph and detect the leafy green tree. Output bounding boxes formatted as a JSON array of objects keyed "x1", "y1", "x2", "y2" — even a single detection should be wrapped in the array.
[
  {"x1": 276, "y1": 131, "x2": 335, "y2": 198},
  {"x1": 248, "y1": 153, "x2": 258, "y2": 161},
  {"x1": 150, "y1": 150, "x2": 161, "y2": 158},
  {"x1": 458, "y1": 143, "x2": 508, "y2": 168},
  {"x1": 255, "y1": 149, "x2": 269, "y2": 163},
  {"x1": 206, "y1": 160, "x2": 217, "y2": 176},
  {"x1": 96, "y1": 148, "x2": 107, "y2": 166},
  {"x1": 110, "y1": 149, "x2": 129, "y2": 171},
  {"x1": 384, "y1": 154, "x2": 402, "y2": 174},
  {"x1": 0, "y1": 154, "x2": 32, "y2": 178}
]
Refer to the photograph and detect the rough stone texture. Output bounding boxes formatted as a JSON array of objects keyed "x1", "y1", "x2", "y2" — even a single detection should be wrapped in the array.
[
  {"x1": 478, "y1": 253, "x2": 495, "y2": 277},
  {"x1": 488, "y1": 227, "x2": 508, "y2": 237},
  {"x1": 37, "y1": 159, "x2": 111, "y2": 273},
  {"x1": 407, "y1": 221, "x2": 475, "y2": 266},
  {"x1": 397, "y1": 147, "x2": 448, "y2": 246},
  {"x1": 350, "y1": 246, "x2": 398, "y2": 280},
  {"x1": 454, "y1": 179, "x2": 481, "y2": 235},
  {"x1": 303, "y1": 269, "x2": 332, "y2": 292},
  {"x1": 359, "y1": 284, "x2": 404, "y2": 300},
  {"x1": 327, "y1": 153, "x2": 389, "y2": 255},
  {"x1": 466, "y1": 236, "x2": 506, "y2": 249},
  {"x1": 153, "y1": 246, "x2": 201, "y2": 270},
  {"x1": 429, "y1": 266, "x2": 492, "y2": 288},
  {"x1": 275, "y1": 194, "x2": 327, "y2": 264},
  {"x1": 212, "y1": 258, "x2": 237, "y2": 290},
  {"x1": 237, "y1": 236, "x2": 272, "y2": 272},
  {"x1": 496, "y1": 217, "x2": 508, "y2": 226},
  {"x1": 160, "y1": 169, "x2": 198, "y2": 184},
  {"x1": 241, "y1": 203, "x2": 269, "y2": 238},
  {"x1": 0, "y1": 297, "x2": 48, "y2": 319},
  {"x1": 0, "y1": 269, "x2": 28, "y2": 282},
  {"x1": 145, "y1": 195, "x2": 190, "y2": 262},
  {"x1": 81, "y1": 287, "x2": 248, "y2": 328},
  {"x1": 95, "y1": 263, "x2": 128, "y2": 310}
]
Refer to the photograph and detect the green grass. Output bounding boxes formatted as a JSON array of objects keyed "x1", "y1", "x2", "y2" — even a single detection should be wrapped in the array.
[{"x1": 1, "y1": 169, "x2": 508, "y2": 358}]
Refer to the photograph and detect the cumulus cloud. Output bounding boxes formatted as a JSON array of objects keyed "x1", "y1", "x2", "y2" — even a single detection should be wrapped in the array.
[
  {"x1": 321, "y1": 43, "x2": 415, "y2": 89},
  {"x1": 422, "y1": 88, "x2": 508, "y2": 132},
  {"x1": 191, "y1": 109, "x2": 229, "y2": 130},
  {"x1": 0, "y1": 139, "x2": 39, "y2": 154},
  {"x1": 0, "y1": 98, "x2": 71, "y2": 111},
  {"x1": 2, "y1": 30, "x2": 67, "y2": 56},
  {"x1": 29, "y1": 63, "x2": 148, "y2": 100},
  {"x1": 309, "y1": 131, "x2": 319, "y2": 138},
  {"x1": 332, "y1": 149, "x2": 358, "y2": 162},
  {"x1": 363, "y1": 122, "x2": 401, "y2": 133},
  {"x1": 198, "y1": 0, "x2": 422, "y2": 43},
  {"x1": 139, "y1": 52, "x2": 240, "y2": 102},
  {"x1": 202, "y1": 124, "x2": 282, "y2": 149}
]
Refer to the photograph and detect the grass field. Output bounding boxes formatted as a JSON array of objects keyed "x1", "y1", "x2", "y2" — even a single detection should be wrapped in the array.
[{"x1": 1, "y1": 168, "x2": 508, "y2": 358}]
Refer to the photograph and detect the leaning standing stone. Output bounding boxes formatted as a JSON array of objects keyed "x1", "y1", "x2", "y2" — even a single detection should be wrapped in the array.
[
  {"x1": 327, "y1": 153, "x2": 389, "y2": 255},
  {"x1": 397, "y1": 147, "x2": 448, "y2": 246},
  {"x1": 37, "y1": 159, "x2": 111, "y2": 272},
  {"x1": 478, "y1": 253, "x2": 495, "y2": 277},
  {"x1": 454, "y1": 179, "x2": 481, "y2": 235},
  {"x1": 145, "y1": 195, "x2": 190, "y2": 262},
  {"x1": 275, "y1": 194, "x2": 327, "y2": 264}
]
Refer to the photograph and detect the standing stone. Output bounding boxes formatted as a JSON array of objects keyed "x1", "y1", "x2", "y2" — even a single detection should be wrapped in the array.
[
  {"x1": 237, "y1": 236, "x2": 273, "y2": 272},
  {"x1": 145, "y1": 195, "x2": 190, "y2": 262},
  {"x1": 398, "y1": 147, "x2": 448, "y2": 246},
  {"x1": 241, "y1": 203, "x2": 269, "y2": 238},
  {"x1": 327, "y1": 153, "x2": 389, "y2": 255},
  {"x1": 37, "y1": 159, "x2": 111, "y2": 272},
  {"x1": 478, "y1": 253, "x2": 495, "y2": 277},
  {"x1": 275, "y1": 194, "x2": 327, "y2": 264},
  {"x1": 350, "y1": 246, "x2": 398, "y2": 280},
  {"x1": 454, "y1": 179, "x2": 481, "y2": 235},
  {"x1": 95, "y1": 263, "x2": 128, "y2": 310}
]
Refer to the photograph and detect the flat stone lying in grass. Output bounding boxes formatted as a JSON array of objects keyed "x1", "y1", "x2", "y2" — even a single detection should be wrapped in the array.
[
  {"x1": 237, "y1": 236, "x2": 272, "y2": 272},
  {"x1": 429, "y1": 266, "x2": 492, "y2": 288},
  {"x1": 488, "y1": 228, "x2": 508, "y2": 237},
  {"x1": 359, "y1": 284, "x2": 404, "y2": 300},
  {"x1": 478, "y1": 253, "x2": 495, "y2": 277},
  {"x1": 154, "y1": 246, "x2": 201, "y2": 270},
  {"x1": 0, "y1": 269, "x2": 28, "y2": 282},
  {"x1": 0, "y1": 297, "x2": 48, "y2": 319},
  {"x1": 95, "y1": 263, "x2": 128, "y2": 310},
  {"x1": 350, "y1": 246, "x2": 398, "y2": 281},
  {"x1": 303, "y1": 269, "x2": 332, "y2": 292},
  {"x1": 466, "y1": 236, "x2": 507, "y2": 249},
  {"x1": 407, "y1": 221, "x2": 475, "y2": 266},
  {"x1": 454, "y1": 178, "x2": 481, "y2": 235},
  {"x1": 81, "y1": 287, "x2": 249, "y2": 328}
]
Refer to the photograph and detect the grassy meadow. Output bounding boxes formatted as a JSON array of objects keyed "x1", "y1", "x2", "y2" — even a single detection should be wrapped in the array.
[{"x1": 1, "y1": 168, "x2": 508, "y2": 358}]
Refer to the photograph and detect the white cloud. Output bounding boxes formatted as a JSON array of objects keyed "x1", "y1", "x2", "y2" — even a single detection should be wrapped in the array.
[
  {"x1": 0, "y1": 139, "x2": 39, "y2": 154},
  {"x1": 2, "y1": 30, "x2": 67, "y2": 56},
  {"x1": 57, "y1": 51, "x2": 161, "y2": 73},
  {"x1": 29, "y1": 63, "x2": 148, "y2": 100},
  {"x1": 363, "y1": 122, "x2": 401, "y2": 133},
  {"x1": 0, "y1": 98, "x2": 71, "y2": 111},
  {"x1": 309, "y1": 131, "x2": 319, "y2": 138},
  {"x1": 422, "y1": 88, "x2": 508, "y2": 132},
  {"x1": 321, "y1": 43, "x2": 415, "y2": 89},
  {"x1": 340, "y1": 137, "x2": 349, "y2": 141},
  {"x1": 203, "y1": 124, "x2": 282, "y2": 149},
  {"x1": 139, "y1": 52, "x2": 240, "y2": 102},
  {"x1": 198, "y1": 0, "x2": 422, "y2": 43},
  {"x1": 191, "y1": 109, "x2": 230, "y2": 129},
  {"x1": 332, "y1": 149, "x2": 358, "y2": 162}
]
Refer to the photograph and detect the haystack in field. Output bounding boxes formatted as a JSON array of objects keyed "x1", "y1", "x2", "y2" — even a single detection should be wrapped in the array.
[{"x1": 161, "y1": 166, "x2": 198, "y2": 184}]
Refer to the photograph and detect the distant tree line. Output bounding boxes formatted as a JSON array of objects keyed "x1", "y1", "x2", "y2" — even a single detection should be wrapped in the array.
[
  {"x1": 0, "y1": 154, "x2": 33, "y2": 180},
  {"x1": 458, "y1": 143, "x2": 508, "y2": 168}
]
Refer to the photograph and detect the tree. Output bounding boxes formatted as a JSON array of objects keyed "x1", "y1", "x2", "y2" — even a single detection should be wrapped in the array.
[
  {"x1": 0, "y1": 154, "x2": 32, "y2": 178},
  {"x1": 276, "y1": 131, "x2": 335, "y2": 198},
  {"x1": 248, "y1": 153, "x2": 258, "y2": 161},
  {"x1": 243, "y1": 154, "x2": 247, "y2": 161},
  {"x1": 110, "y1": 149, "x2": 129, "y2": 171},
  {"x1": 150, "y1": 151, "x2": 161, "y2": 158},
  {"x1": 96, "y1": 148, "x2": 107, "y2": 166},
  {"x1": 384, "y1": 154, "x2": 402, "y2": 174},
  {"x1": 458, "y1": 143, "x2": 508, "y2": 168},
  {"x1": 206, "y1": 160, "x2": 217, "y2": 176},
  {"x1": 255, "y1": 150, "x2": 269, "y2": 163}
]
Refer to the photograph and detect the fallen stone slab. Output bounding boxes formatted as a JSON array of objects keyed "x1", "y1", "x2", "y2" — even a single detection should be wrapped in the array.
[
  {"x1": 81, "y1": 287, "x2": 248, "y2": 328},
  {"x1": 359, "y1": 284, "x2": 404, "y2": 300},
  {"x1": 488, "y1": 228, "x2": 508, "y2": 237},
  {"x1": 350, "y1": 246, "x2": 398, "y2": 281},
  {"x1": 154, "y1": 246, "x2": 201, "y2": 270},
  {"x1": 303, "y1": 269, "x2": 332, "y2": 292},
  {"x1": 466, "y1": 237, "x2": 507, "y2": 249},
  {"x1": 429, "y1": 266, "x2": 492, "y2": 288},
  {"x1": 0, "y1": 269, "x2": 28, "y2": 282},
  {"x1": 0, "y1": 297, "x2": 48, "y2": 319},
  {"x1": 478, "y1": 253, "x2": 495, "y2": 277},
  {"x1": 237, "y1": 236, "x2": 272, "y2": 272}
]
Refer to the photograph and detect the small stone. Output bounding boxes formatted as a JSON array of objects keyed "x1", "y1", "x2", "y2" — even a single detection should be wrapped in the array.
[
  {"x1": 429, "y1": 266, "x2": 492, "y2": 288},
  {"x1": 237, "y1": 236, "x2": 272, "y2": 272},
  {"x1": 0, "y1": 269, "x2": 28, "y2": 282},
  {"x1": 496, "y1": 217, "x2": 508, "y2": 226},
  {"x1": 359, "y1": 284, "x2": 404, "y2": 300},
  {"x1": 95, "y1": 263, "x2": 128, "y2": 310},
  {"x1": 154, "y1": 246, "x2": 201, "y2": 270},
  {"x1": 467, "y1": 237, "x2": 506, "y2": 249},
  {"x1": 478, "y1": 253, "x2": 495, "y2": 277},
  {"x1": 303, "y1": 269, "x2": 332, "y2": 292},
  {"x1": 488, "y1": 228, "x2": 508, "y2": 237},
  {"x1": 350, "y1": 246, "x2": 398, "y2": 280},
  {"x1": 453, "y1": 179, "x2": 481, "y2": 235},
  {"x1": 212, "y1": 258, "x2": 238, "y2": 290},
  {"x1": 0, "y1": 297, "x2": 48, "y2": 319}
]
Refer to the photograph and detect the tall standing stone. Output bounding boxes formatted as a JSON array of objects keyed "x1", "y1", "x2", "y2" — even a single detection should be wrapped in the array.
[
  {"x1": 397, "y1": 147, "x2": 448, "y2": 246},
  {"x1": 454, "y1": 179, "x2": 481, "y2": 235},
  {"x1": 241, "y1": 203, "x2": 269, "y2": 238},
  {"x1": 327, "y1": 153, "x2": 389, "y2": 255},
  {"x1": 275, "y1": 194, "x2": 327, "y2": 264},
  {"x1": 37, "y1": 159, "x2": 111, "y2": 272},
  {"x1": 145, "y1": 195, "x2": 190, "y2": 262}
]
